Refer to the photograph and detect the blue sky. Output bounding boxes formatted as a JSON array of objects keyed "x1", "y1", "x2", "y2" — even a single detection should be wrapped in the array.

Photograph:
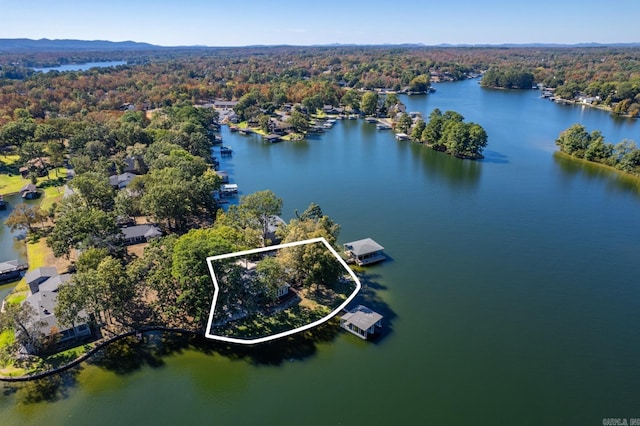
[{"x1": 1, "y1": 0, "x2": 638, "y2": 46}]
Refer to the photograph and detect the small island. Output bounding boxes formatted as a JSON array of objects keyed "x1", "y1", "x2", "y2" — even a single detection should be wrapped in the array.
[
  {"x1": 403, "y1": 108, "x2": 488, "y2": 159},
  {"x1": 480, "y1": 67, "x2": 535, "y2": 89}
]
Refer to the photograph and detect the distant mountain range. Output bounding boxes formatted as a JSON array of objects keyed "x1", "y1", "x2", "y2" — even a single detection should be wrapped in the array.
[
  {"x1": 0, "y1": 38, "x2": 638, "y2": 52},
  {"x1": 0, "y1": 38, "x2": 160, "y2": 51}
]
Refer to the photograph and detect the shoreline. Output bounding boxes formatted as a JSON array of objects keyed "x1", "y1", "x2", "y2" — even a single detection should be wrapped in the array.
[{"x1": 0, "y1": 326, "x2": 201, "y2": 382}]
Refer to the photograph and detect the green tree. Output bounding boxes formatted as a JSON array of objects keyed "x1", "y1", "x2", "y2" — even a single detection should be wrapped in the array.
[
  {"x1": 0, "y1": 119, "x2": 36, "y2": 149},
  {"x1": 46, "y1": 141, "x2": 65, "y2": 176},
  {"x1": 4, "y1": 204, "x2": 47, "y2": 234},
  {"x1": 422, "y1": 109, "x2": 445, "y2": 148},
  {"x1": 277, "y1": 203, "x2": 341, "y2": 291},
  {"x1": 396, "y1": 113, "x2": 413, "y2": 134},
  {"x1": 408, "y1": 74, "x2": 431, "y2": 92},
  {"x1": 288, "y1": 110, "x2": 310, "y2": 133},
  {"x1": 172, "y1": 229, "x2": 236, "y2": 329},
  {"x1": 47, "y1": 198, "x2": 121, "y2": 258},
  {"x1": 70, "y1": 171, "x2": 115, "y2": 211},
  {"x1": 75, "y1": 247, "x2": 111, "y2": 273},
  {"x1": 411, "y1": 119, "x2": 426, "y2": 141},
  {"x1": 555, "y1": 124, "x2": 591, "y2": 157},
  {"x1": 360, "y1": 91, "x2": 379, "y2": 116},
  {"x1": 226, "y1": 190, "x2": 283, "y2": 247},
  {"x1": 54, "y1": 281, "x2": 87, "y2": 339},
  {"x1": 258, "y1": 114, "x2": 271, "y2": 133},
  {"x1": 256, "y1": 257, "x2": 286, "y2": 301},
  {"x1": 0, "y1": 302, "x2": 45, "y2": 355},
  {"x1": 340, "y1": 90, "x2": 361, "y2": 111}
]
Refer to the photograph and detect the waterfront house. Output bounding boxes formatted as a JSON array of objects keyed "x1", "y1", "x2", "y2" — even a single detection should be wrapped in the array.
[
  {"x1": 340, "y1": 305, "x2": 383, "y2": 340},
  {"x1": 22, "y1": 271, "x2": 92, "y2": 349},
  {"x1": 25, "y1": 266, "x2": 58, "y2": 294},
  {"x1": 121, "y1": 224, "x2": 163, "y2": 245},
  {"x1": 343, "y1": 238, "x2": 385, "y2": 266}
]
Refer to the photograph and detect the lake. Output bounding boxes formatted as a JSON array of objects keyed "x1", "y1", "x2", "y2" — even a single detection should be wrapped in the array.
[
  {"x1": 33, "y1": 61, "x2": 127, "y2": 73},
  {"x1": 1, "y1": 79, "x2": 639, "y2": 425}
]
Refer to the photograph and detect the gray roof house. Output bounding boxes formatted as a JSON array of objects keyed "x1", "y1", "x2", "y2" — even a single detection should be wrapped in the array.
[
  {"x1": 22, "y1": 272, "x2": 91, "y2": 349},
  {"x1": 25, "y1": 266, "x2": 58, "y2": 294},
  {"x1": 109, "y1": 172, "x2": 137, "y2": 189},
  {"x1": 121, "y1": 224, "x2": 163, "y2": 245}
]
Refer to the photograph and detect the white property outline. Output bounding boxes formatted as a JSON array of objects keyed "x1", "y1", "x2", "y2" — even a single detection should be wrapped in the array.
[{"x1": 205, "y1": 237, "x2": 361, "y2": 344}]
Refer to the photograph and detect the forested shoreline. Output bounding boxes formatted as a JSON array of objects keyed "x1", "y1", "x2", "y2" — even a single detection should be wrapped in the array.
[
  {"x1": 0, "y1": 44, "x2": 638, "y2": 374},
  {"x1": 556, "y1": 124, "x2": 640, "y2": 176}
]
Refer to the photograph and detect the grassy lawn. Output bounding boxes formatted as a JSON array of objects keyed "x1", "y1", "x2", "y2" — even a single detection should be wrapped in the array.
[
  {"x1": 45, "y1": 343, "x2": 94, "y2": 368},
  {"x1": 39, "y1": 184, "x2": 64, "y2": 211},
  {"x1": 5, "y1": 239, "x2": 50, "y2": 303},
  {"x1": 0, "y1": 329, "x2": 15, "y2": 347},
  {"x1": 0, "y1": 173, "x2": 27, "y2": 195},
  {"x1": 0, "y1": 155, "x2": 20, "y2": 166},
  {"x1": 0, "y1": 166, "x2": 66, "y2": 196}
]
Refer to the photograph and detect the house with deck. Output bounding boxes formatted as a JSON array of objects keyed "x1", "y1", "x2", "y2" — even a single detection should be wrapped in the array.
[
  {"x1": 340, "y1": 305, "x2": 383, "y2": 340},
  {"x1": 22, "y1": 269, "x2": 92, "y2": 350},
  {"x1": 343, "y1": 238, "x2": 385, "y2": 266}
]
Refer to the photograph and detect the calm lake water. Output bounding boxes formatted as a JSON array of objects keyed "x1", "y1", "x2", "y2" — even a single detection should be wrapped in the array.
[
  {"x1": 2, "y1": 79, "x2": 639, "y2": 425},
  {"x1": 33, "y1": 61, "x2": 127, "y2": 73}
]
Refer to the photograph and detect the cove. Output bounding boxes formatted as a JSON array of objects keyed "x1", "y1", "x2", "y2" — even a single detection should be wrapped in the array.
[{"x1": 1, "y1": 79, "x2": 639, "y2": 426}]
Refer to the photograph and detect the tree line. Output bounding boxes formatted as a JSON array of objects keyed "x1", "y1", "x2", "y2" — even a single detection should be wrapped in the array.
[
  {"x1": 555, "y1": 124, "x2": 640, "y2": 175},
  {"x1": 480, "y1": 67, "x2": 535, "y2": 89}
]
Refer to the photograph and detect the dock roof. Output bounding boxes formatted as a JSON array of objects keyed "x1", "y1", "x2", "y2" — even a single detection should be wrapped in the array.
[
  {"x1": 344, "y1": 238, "x2": 384, "y2": 256},
  {"x1": 342, "y1": 305, "x2": 383, "y2": 331},
  {"x1": 0, "y1": 259, "x2": 19, "y2": 273}
]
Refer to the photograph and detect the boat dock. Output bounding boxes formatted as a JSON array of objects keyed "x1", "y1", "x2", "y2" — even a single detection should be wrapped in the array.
[
  {"x1": 340, "y1": 305, "x2": 383, "y2": 340},
  {"x1": 0, "y1": 260, "x2": 28, "y2": 283},
  {"x1": 343, "y1": 238, "x2": 386, "y2": 266}
]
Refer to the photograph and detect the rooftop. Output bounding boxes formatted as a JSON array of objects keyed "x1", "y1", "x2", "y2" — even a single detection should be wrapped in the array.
[
  {"x1": 121, "y1": 224, "x2": 162, "y2": 240},
  {"x1": 344, "y1": 238, "x2": 384, "y2": 256},
  {"x1": 342, "y1": 305, "x2": 383, "y2": 331},
  {"x1": 24, "y1": 266, "x2": 58, "y2": 286}
]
